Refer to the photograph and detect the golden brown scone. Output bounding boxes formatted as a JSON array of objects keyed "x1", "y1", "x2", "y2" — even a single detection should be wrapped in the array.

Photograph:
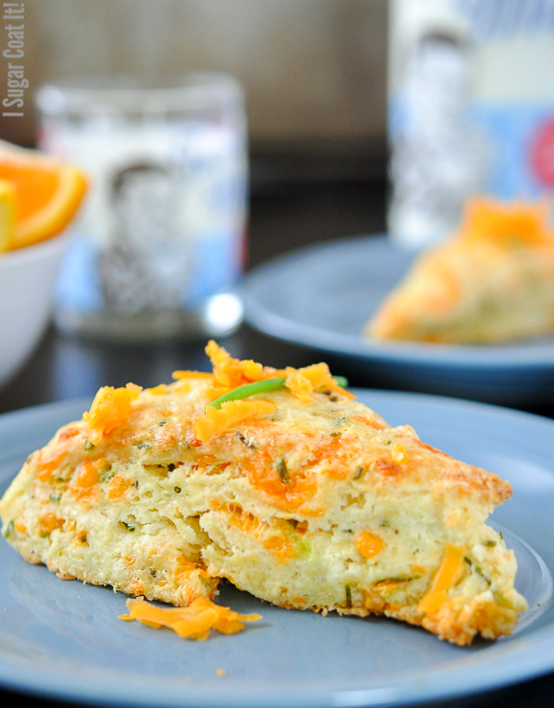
[
  {"x1": 0, "y1": 342, "x2": 527, "y2": 645},
  {"x1": 366, "y1": 198, "x2": 554, "y2": 344}
]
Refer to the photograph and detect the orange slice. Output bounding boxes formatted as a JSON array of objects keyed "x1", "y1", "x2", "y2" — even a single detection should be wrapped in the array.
[
  {"x1": 0, "y1": 179, "x2": 16, "y2": 253},
  {"x1": 0, "y1": 141, "x2": 88, "y2": 251}
]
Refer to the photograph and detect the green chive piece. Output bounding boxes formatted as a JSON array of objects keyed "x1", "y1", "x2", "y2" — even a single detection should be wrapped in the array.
[
  {"x1": 209, "y1": 377, "x2": 286, "y2": 409},
  {"x1": 333, "y1": 376, "x2": 349, "y2": 388},
  {"x1": 84, "y1": 440, "x2": 95, "y2": 451},
  {"x1": 209, "y1": 373, "x2": 350, "y2": 410},
  {"x1": 345, "y1": 584, "x2": 352, "y2": 608},
  {"x1": 100, "y1": 467, "x2": 116, "y2": 483},
  {"x1": 3, "y1": 520, "x2": 14, "y2": 538},
  {"x1": 275, "y1": 457, "x2": 290, "y2": 483}
]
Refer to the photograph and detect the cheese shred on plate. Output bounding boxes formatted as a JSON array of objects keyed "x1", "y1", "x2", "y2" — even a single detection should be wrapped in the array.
[{"x1": 120, "y1": 596, "x2": 261, "y2": 641}]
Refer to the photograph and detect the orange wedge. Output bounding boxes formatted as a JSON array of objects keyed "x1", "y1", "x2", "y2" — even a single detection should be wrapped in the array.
[
  {"x1": 0, "y1": 141, "x2": 88, "y2": 251},
  {"x1": 0, "y1": 179, "x2": 16, "y2": 253}
]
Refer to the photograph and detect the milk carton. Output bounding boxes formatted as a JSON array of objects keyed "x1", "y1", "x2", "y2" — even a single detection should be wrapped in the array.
[{"x1": 388, "y1": 0, "x2": 554, "y2": 247}]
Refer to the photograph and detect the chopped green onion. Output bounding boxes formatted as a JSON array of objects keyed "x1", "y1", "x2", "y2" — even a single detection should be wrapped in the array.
[
  {"x1": 275, "y1": 457, "x2": 290, "y2": 483},
  {"x1": 209, "y1": 374, "x2": 349, "y2": 409},
  {"x1": 345, "y1": 584, "x2": 352, "y2": 608},
  {"x1": 209, "y1": 378, "x2": 286, "y2": 409},
  {"x1": 333, "y1": 375, "x2": 349, "y2": 388},
  {"x1": 3, "y1": 520, "x2": 13, "y2": 538},
  {"x1": 100, "y1": 467, "x2": 116, "y2": 483},
  {"x1": 353, "y1": 465, "x2": 364, "y2": 480}
]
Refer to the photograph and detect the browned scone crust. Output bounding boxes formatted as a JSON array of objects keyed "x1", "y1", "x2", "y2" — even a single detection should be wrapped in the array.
[
  {"x1": 367, "y1": 199, "x2": 554, "y2": 344},
  {"x1": 0, "y1": 343, "x2": 527, "y2": 645}
]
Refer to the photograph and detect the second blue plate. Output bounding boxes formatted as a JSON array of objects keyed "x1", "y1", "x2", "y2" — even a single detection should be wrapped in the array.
[{"x1": 241, "y1": 236, "x2": 554, "y2": 405}]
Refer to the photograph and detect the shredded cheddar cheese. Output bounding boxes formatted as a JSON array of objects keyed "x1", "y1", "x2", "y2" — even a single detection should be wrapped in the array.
[
  {"x1": 206, "y1": 340, "x2": 264, "y2": 387},
  {"x1": 145, "y1": 384, "x2": 168, "y2": 395},
  {"x1": 459, "y1": 198, "x2": 553, "y2": 247},
  {"x1": 83, "y1": 383, "x2": 142, "y2": 445},
  {"x1": 108, "y1": 475, "x2": 132, "y2": 501},
  {"x1": 36, "y1": 449, "x2": 67, "y2": 482},
  {"x1": 283, "y1": 368, "x2": 313, "y2": 402},
  {"x1": 72, "y1": 458, "x2": 102, "y2": 489},
  {"x1": 418, "y1": 544, "x2": 466, "y2": 614},
  {"x1": 171, "y1": 370, "x2": 213, "y2": 381},
  {"x1": 193, "y1": 399, "x2": 275, "y2": 443},
  {"x1": 120, "y1": 596, "x2": 262, "y2": 641},
  {"x1": 355, "y1": 530, "x2": 384, "y2": 559},
  {"x1": 203, "y1": 341, "x2": 354, "y2": 403},
  {"x1": 390, "y1": 442, "x2": 408, "y2": 465},
  {"x1": 294, "y1": 362, "x2": 352, "y2": 399},
  {"x1": 38, "y1": 513, "x2": 64, "y2": 535}
]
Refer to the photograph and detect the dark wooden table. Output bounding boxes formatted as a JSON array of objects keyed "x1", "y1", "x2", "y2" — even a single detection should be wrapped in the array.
[{"x1": 0, "y1": 178, "x2": 553, "y2": 708}]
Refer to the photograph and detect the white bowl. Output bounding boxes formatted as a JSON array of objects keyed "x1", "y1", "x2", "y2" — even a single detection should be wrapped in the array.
[{"x1": 0, "y1": 232, "x2": 69, "y2": 390}]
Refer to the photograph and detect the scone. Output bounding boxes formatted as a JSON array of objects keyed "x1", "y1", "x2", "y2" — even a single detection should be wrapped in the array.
[
  {"x1": 0, "y1": 341, "x2": 527, "y2": 645},
  {"x1": 366, "y1": 198, "x2": 554, "y2": 344}
]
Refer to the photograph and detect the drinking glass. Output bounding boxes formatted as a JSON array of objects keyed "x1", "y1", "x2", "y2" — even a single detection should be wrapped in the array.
[{"x1": 35, "y1": 73, "x2": 247, "y2": 342}]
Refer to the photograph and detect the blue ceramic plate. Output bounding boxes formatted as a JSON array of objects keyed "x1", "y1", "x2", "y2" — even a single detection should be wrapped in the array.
[
  {"x1": 0, "y1": 394, "x2": 554, "y2": 707},
  {"x1": 241, "y1": 236, "x2": 554, "y2": 404}
]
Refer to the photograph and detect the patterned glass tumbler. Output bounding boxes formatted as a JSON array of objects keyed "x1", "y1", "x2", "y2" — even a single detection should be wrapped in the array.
[{"x1": 35, "y1": 73, "x2": 247, "y2": 342}]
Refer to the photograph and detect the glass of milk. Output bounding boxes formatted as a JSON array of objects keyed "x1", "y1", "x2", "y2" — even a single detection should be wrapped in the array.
[{"x1": 35, "y1": 73, "x2": 247, "y2": 342}]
